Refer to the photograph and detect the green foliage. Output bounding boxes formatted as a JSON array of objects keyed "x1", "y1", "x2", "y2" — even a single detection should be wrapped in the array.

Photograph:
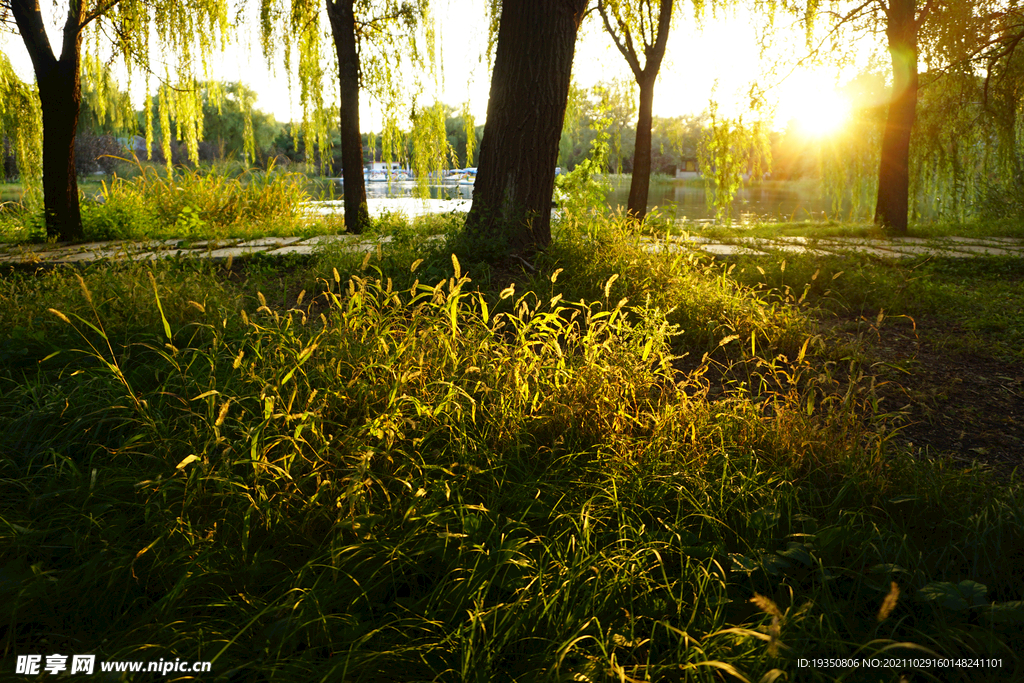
[
  {"x1": 461, "y1": 101, "x2": 477, "y2": 167},
  {"x1": 698, "y1": 100, "x2": 771, "y2": 224},
  {"x1": 411, "y1": 101, "x2": 455, "y2": 197},
  {"x1": 651, "y1": 113, "x2": 704, "y2": 172},
  {"x1": 560, "y1": 80, "x2": 637, "y2": 172},
  {"x1": 556, "y1": 103, "x2": 613, "y2": 227},
  {"x1": 257, "y1": 0, "x2": 433, "y2": 171},
  {"x1": 78, "y1": 160, "x2": 325, "y2": 241},
  {"x1": 819, "y1": 71, "x2": 885, "y2": 220},
  {"x1": 198, "y1": 82, "x2": 280, "y2": 165},
  {"x1": 79, "y1": 55, "x2": 136, "y2": 137},
  {"x1": 977, "y1": 158, "x2": 1024, "y2": 221},
  {"x1": 0, "y1": 54, "x2": 42, "y2": 207},
  {"x1": 75, "y1": 0, "x2": 235, "y2": 173},
  {"x1": 801, "y1": 2, "x2": 1024, "y2": 225}
]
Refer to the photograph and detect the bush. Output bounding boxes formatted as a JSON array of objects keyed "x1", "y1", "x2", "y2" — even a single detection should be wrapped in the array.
[
  {"x1": 977, "y1": 165, "x2": 1024, "y2": 221},
  {"x1": 74, "y1": 134, "x2": 127, "y2": 176}
]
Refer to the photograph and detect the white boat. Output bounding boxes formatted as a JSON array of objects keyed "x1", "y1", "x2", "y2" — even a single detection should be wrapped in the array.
[{"x1": 457, "y1": 168, "x2": 477, "y2": 186}]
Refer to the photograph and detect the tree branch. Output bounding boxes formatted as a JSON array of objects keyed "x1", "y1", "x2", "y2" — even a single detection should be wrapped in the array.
[
  {"x1": 598, "y1": 0, "x2": 642, "y2": 78},
  {"x1": 60, "y1": 0, "x2": 84, "y2": 62},
  {"x1": 81, "y1": 0, "x2": 121, "y2": 30},
  {"x1": 10, "y1": 0, "x2": 57, "y2": 72}
]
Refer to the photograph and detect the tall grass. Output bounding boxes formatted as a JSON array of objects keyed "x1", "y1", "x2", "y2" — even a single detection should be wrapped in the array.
[
  {"x1": 1, "y1": 215, "x2": 1022, "y2": 681},
  {"x1": 81, "y1": 160, "x2": 339, "y2": 241},
  {"x1": 0, "y1": 160, "x2": 347, "y2": 244}
]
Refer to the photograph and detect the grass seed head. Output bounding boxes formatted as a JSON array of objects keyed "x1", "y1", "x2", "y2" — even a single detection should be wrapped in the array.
[
  {"x1": 48, "y1": 308, "x2": 71, "y2": 324},
  {"x1": 877, "y1": 581, "x2": 900, "y2": 622},
  {"x1": 75, "y1": 273, "x2": 93, "y2": 305},
  {"x1": 750, "y1": 593, "x2": 783, "y2": 619},
  {"x1": 215, "y1": 399, "x2": 231, "y2": 426}
]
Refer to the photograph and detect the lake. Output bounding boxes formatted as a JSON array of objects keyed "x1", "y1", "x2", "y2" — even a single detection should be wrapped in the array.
[
  {"x1": 605, "y1": 179, "x2": 842, "y2": 222},
  {"x1": 2, "y1": 176, "x2": 841, "y2": 223},
  {"x1": 314, "y1": 177, "x2": 841, "y2": 222}
]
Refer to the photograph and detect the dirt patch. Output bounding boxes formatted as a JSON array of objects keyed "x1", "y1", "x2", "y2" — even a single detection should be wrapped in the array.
[{"x1": 838, "y1": 316, "x2": 1024, "y2": 478}]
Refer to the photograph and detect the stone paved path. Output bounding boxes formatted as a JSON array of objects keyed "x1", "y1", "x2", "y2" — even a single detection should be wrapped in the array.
[{"x1": 2, "y1": 232, "x2": 1023, "y2": 265}]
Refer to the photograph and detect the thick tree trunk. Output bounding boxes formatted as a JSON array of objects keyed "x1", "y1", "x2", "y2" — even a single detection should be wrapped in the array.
[
  {"x1": 12, "y1": 0, "x2": 85, "y2": 242},
  {"x1": 874, "y1": 0, "x2": 920, "y2": 236},
  {"x1": 37, "y1": 62, "x2": 84, "y2": 241},
  {"x1": 627, "y1": 77, "x2": 656, "y2": 221},
  {"x1": 464, "y1": 0, "x2": 588, "y2": 256},
  {"x1": 327, "y1": 0, "x2": 369, "y2": 235}
]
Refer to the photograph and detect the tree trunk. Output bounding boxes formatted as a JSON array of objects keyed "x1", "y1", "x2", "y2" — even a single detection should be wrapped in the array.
[
  {"x1": 37, "y1": 62, "x2": 84, "y2": 241},
  {"x1": 598, "y1": 0, "x2": 673, "y2": 224},
  {"x1": 874, "y1": 0, "x2": 919, "y2": 236},
  {"x1": 464, "y1": 0, "x2": 588, "y2": 256},
  {"x1": 327, "y1": 0, "x2": 369, "y2": 235},
  {"x1": 627, "y1": 77, "x2": 656, "y2": 221},
  {"x1": 12, "y1": 0, "x2": 85, "y2": 242}
]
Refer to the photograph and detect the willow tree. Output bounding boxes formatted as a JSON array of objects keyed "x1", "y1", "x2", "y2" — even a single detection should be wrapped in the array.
[
  {"x1": 410, "y1": 100, "x2": 455, "y2": 197},
  {"x1": 257, "y1": 0, "x2": 430, "y2": 234},
  {"x1": 0, "y1": 52, "x2": 42, "y2": 206},
  {"x1": 697, "y1": 100, "x2": 770, "y2": 224},
  {"x1": 465, "y1": 0, "x2": 589, "y2": 256},
  {"x1": 820, "y1": 73, "x2": 886, "y2": 221},
  {"x1": 801, "y1": 0, "x2": 1010, "y2": 234},
  {"x1": 596, "y1": 0, "x2": 675, "y2": 222},
  {"x1": 1, "y1": 0, "x2": 231, "y2": 240}
]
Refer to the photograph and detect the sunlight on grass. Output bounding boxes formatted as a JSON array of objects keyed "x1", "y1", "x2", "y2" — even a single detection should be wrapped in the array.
[{"x1": 1, "y1": 213, "x2": 1022, "y2": 681}]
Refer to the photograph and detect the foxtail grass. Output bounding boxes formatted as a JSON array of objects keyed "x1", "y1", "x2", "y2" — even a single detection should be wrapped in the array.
[{"x1": 1, "y1": 213, "x2": 1021, "y2": 681}]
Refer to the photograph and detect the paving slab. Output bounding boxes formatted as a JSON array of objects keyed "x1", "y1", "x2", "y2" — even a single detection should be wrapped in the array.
[
  {"x1": 10, "y1": 249, "x2": 71, "y2": 262},
  {"x1": 131, "y1": 239, "x2": 184, "y2": 249},
  {"x1": 55, "y1": 240, "x2": 130, "y2": 253},
  {"x1": 134, "y1": 249, "x2": 208, "y2": 260},
  {"x1": 6, "y1": 232, "x2": 1024, "y2": 266},
  {"x1": 931, "y1": 243, "x2": 1022, "y2": 256},
  {"x1": 888, "y1": 237, "x2": 933, "y2": 245},
  {"x1": 235, "y1": 236, "x2": 305, "y2": 248},
  {"x1": 12, "y1": 242, "x2": 72, "y2": 252},
  {"x1": 658, "y1": 235, "x2": 715, "y2": 245},
  {"x1": 56, "y1": 249, "x2": 134, "y2": 262},
  {"x1": 816, "y1": 243, "x2": 907, "y2": 258},
  {"x1": 940, "y1": 236, "x2": 1004, "y2": 244},
  {"x1": 265, "y1": 244, "x2": 316, "y2": 256},
  {"x1": 699, "y1": 243, "x2": 766, "y2": 257},
  {"x1": 972, "y1": 236, "x2": 1024, "y2": 244},
  {"x1": 641, "y1": 241, "x2": 698, "y2": 255},
  {"x1": 298, "y1": 234, "x2": 357, "y2": 246},
  {"x1": 205, "y1": 245, "x2": 273, "y2": 259},
  {"x1": 876, "y1": 244, "x2": 962, "y2": 256},
  {"x1": 754, "y1": 242, "x2": 833, "y2": 256}
]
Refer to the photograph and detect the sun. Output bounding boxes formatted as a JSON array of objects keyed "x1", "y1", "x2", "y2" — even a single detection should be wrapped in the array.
[
  {"x1": 778, "y1": 72, "x2": 852, "y2": 138},
  {"x1": 792, "y1": 90, "x2": 852, "y2": 137}
]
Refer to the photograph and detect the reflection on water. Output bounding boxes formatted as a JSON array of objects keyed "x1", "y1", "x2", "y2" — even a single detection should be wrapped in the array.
[
  {"x1": 311, "y1": 178, "x2": 849, "y2": 222},
  {"x1": 605, "y1": 182, "x2": 841, "y2": 222},
  {"x1": 313, "y1": 179, "x2": 473, "y2": 201}
]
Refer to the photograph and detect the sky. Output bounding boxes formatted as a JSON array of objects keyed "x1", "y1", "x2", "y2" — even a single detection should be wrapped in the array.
[{"x1": 0, "y1": 1, "x2": 881, "y2": 135}]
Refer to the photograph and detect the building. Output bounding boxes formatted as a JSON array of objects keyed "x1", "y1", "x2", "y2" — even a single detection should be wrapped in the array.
[{"x1": 674, "y1": 158, "x2": 701, "y2": 180}]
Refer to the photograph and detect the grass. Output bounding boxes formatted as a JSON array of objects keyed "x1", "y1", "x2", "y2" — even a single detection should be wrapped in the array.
[
  {"x1": 1, "y1": 211, "x2": 1022, "y2": 682},
  {"x1": 0, "y1": 162, "x2": 346, "y2": 244},
  {"x1": 692, "y1": 216, "x2": 1024, "y2": 242}
]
